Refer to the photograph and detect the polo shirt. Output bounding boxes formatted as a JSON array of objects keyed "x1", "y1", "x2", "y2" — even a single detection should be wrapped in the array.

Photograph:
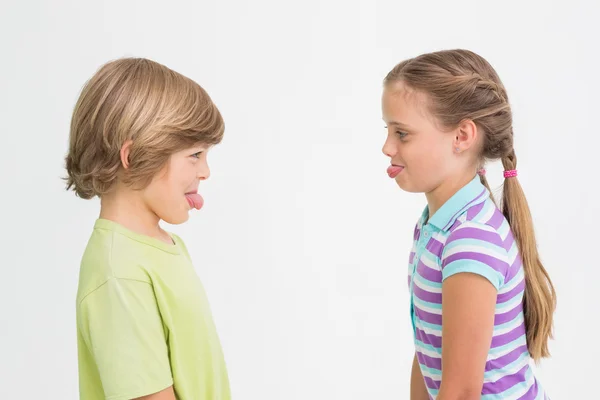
[{"x1": 408, "y1": 176, "x2": 547, "y2": 399}]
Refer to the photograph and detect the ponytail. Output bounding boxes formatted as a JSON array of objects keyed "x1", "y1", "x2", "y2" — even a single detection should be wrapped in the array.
[
  {"x1": 479, "y1": 172, "x2": 496, "y2": 205},
  {"x1": 501, "y1": 151, "x2": 556, "y2": 361}
]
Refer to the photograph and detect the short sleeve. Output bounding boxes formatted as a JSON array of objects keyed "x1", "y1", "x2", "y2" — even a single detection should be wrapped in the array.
[
  {"x1": 441, "y1": 223, "x2": 509, "y2": 290},
  {"x1": 78, "y1": 278, "x2": 173, "y2": 400}
]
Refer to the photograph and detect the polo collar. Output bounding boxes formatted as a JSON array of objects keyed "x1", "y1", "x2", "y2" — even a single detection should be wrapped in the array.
[{"x1": 421, "y1": 175, "x2": 489, "y2": 232}]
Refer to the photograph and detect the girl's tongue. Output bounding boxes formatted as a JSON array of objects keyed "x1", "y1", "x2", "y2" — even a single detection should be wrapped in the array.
[{"x1": 185, "y1": 193, "x2": 204, "y2": 210}]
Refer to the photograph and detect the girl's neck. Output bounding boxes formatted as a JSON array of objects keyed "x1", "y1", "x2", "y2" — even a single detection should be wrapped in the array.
[
  {"x1": 99, "y1": 187, "x2": 172, "y2": 244},
  {"x1": 425, "y1": 173, "x2": 476, "y2": 221}
]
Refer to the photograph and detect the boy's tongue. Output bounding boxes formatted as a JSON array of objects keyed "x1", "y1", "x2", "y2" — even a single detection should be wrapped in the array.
[{"x1": 185, "y1": 193, "x2": 204, "y2": 210}]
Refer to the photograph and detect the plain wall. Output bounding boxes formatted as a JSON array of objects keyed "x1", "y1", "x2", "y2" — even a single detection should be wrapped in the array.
[{"x1": 1, "y1": 0, "x2": 598, "y2": 398}]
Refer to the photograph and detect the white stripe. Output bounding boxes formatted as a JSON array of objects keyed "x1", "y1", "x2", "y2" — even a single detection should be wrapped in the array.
[
  {"x1": 415, "y1": 342, "x2": 441, "y2": 359},
  {"x1": 479, "y1": 203, "x2": 496, "y2": 224},
  {"x1": 421, "y1": 367, "x2": 441, "y2": 381},
  {"x1": 481, "y1": 371, "x2": 534, "y2": 400},
  {"x1": 413, "y1": 275, "x2": 442, "y2": 293},
  {"x1": 416, "y1": 320, "x2": 442, "y2": 336},
  {"x1": 499, "y1": 269, "x2": 524, "y2": 294},
  {"x1": 443, "y1": 244, "x2": 509, "y2": 264},
  {"x1": 420, "y1": 252, "x2": 442, "y2": 271},
  {"x1": 432, "y1": 230, "x2": 448, "y2": 243},
  {"x1": 503, "y1": 366, "x2": 536, "y2": 400},
  {"x1": 508, "y1": 246, "x2": 519, "y2": 265},
  {"x1": 495, "y1": 291, "x2": 524, "y2": 313},
  {"x1": 534, "y1": 382, "x2": 546, "y2": 400},
  {"x1": 494, "y1": 313, "x2": 525, "y2": 336},
  {"x1": 454, "y1": 221, "x2": 497, "y2": 233},
  {"x1": 498, "y1": 220, "x2": 510, "y2": 240},
  {"x1": 484, "y1": 352, "x2": 529, "y2": 383},
  {"x1": 487, "y1": 335, "x2": 527, "y2": 361},
  {"x1": 413, "y1": 299, "x2": 442, "y2": 315}
]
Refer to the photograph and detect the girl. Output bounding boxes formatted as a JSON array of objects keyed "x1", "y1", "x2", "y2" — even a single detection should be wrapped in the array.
[{"x1": 381, "y1": 49, "x2": 556, "y2": 399}]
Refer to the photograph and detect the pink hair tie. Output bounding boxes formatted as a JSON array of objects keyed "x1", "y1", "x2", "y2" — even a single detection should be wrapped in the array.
[
  {"x1": 478, "y1": 168, "x2": 486, "y2": 176},
  {"x1": 503, "y1": 169, "x2": 518, "y2": 179}
]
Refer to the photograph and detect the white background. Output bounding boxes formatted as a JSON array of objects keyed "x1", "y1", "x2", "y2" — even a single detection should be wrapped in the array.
[{"x1": 1, "y1": 0, "x2": 598, "y2": 398}]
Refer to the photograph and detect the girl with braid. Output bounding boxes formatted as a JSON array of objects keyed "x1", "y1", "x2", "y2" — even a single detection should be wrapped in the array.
[{"x1": 382, "y1": 49, "x2": 555, "y2": 400}]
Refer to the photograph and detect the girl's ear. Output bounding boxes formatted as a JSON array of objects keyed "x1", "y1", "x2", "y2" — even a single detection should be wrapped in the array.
[{"x1": 453, "y1": 119, "x2": 478, "y2": 152}]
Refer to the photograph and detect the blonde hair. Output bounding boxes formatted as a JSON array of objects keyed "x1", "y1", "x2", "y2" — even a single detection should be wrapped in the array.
[
  {"x1": 385, "y1": 49, "x2": 556, "y2": 361},
  {"x1": 65, "y1": 57, "x2": 224, "y2": 199}
]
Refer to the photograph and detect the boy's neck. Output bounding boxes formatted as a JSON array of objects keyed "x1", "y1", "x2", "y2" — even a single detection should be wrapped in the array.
[{"x1": 99, "y1": 187, "x2": 172, "y2": 244}]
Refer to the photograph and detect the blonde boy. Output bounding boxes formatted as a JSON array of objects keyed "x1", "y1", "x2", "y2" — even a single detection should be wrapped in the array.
[{"x1": 65, "y1": 58, "x2": 230, "y2": 400}]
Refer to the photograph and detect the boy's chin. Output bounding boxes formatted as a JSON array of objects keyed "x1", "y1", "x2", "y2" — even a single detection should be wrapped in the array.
[{"x1": 160, "y1": 211, "x2": 191, "y2": 226}]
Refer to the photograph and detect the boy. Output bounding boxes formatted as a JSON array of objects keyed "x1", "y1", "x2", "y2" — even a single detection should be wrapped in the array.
[{"x1": 65, "y1": 58, "x2": 230, "y2": 400}]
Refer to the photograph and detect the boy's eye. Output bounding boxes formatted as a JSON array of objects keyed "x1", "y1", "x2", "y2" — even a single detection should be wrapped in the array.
[{"x1": 192, "y1": 151, "x2": 203, "y2": 158}]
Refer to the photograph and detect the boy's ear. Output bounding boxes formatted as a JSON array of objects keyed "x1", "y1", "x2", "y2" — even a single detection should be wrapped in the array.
[{"x1": 120, "y1": 140, "x2": 133, "y2": 169}]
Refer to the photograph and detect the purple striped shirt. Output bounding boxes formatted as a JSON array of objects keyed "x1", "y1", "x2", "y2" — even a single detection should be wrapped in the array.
[{"x1": 408, "y1": 176, "x2": 548, "y2": 399}]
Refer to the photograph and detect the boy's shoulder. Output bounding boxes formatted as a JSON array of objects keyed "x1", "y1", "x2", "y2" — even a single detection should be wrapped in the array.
[{"x1": 76, "y1": 222, "x2": 156, "y2": 304}]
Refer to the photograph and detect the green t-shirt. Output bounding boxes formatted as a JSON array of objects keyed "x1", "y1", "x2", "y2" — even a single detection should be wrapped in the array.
[{"x1": 76, "y1": 219, "x2": 230, "y2": 400}]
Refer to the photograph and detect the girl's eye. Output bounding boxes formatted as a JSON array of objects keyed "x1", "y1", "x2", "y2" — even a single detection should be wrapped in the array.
[
  {"x1": 384, "y1": 126, "x2": 408, "y2": 139},
  {"x1": 192, "y1": 151, "x2": 203, "y2": 159}
]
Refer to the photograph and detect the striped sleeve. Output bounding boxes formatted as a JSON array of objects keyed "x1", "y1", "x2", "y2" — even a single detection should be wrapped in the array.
[{"x1": 440, "y1": 222, "x2": 509, "y2": 290}]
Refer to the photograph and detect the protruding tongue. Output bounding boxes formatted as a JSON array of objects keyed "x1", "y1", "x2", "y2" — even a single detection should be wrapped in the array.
[
  {"x1": 185, "y1": 193, "x2": 204, "y2": 210},
  {"x1": 387, "y1": 165, "x2": 403, "y2": 178}
]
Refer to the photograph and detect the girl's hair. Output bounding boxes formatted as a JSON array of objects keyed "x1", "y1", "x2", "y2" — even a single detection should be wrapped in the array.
[
  {"x1": 384, "y1": 49, "x2": 556, "y2": 361},
  {"x1": 65, "y1": 57, "x2": 224, "y2": 199}
]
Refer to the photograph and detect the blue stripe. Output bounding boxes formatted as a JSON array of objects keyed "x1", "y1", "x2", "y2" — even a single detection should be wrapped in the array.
[{"x1": 442, "y1": 259, "x2": 504, "y2": 289}]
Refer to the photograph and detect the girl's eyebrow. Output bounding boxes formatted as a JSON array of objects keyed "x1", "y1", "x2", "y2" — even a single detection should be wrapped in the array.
[{"x1": 385, "y1": 120, "x2": 412, "y2": 129}]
